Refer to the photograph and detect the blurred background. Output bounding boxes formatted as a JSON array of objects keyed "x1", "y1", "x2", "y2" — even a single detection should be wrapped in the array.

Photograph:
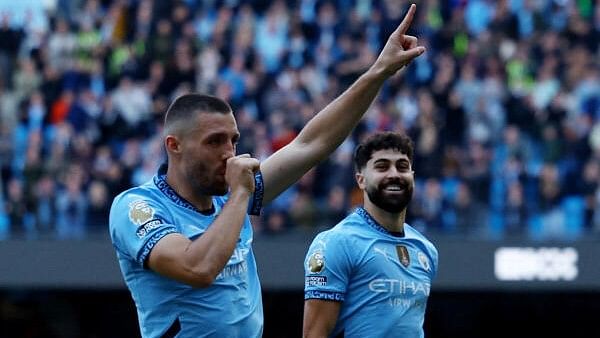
[{"x1": 0, "y1": 0, "x2": 599, "y2": 337}]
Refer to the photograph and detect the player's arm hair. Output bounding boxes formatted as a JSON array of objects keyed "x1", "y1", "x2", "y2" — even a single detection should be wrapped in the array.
[
  {"x1": 146, "y1": 190, "x2": 251, "y2": 288},
  {"x1": 303, "y1": 299, "x2": 342, "y2": 338}
]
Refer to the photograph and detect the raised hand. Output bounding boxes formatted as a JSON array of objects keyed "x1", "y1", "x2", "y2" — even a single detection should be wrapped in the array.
[
  {"x1": 226, "y1": 154, "x2": 260, "y2": 194},
  {"x1": 372, "y1": 4, "x2": 425, "y2": 77}
]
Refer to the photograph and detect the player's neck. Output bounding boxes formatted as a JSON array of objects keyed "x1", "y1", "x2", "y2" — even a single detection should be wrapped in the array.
[
  {"x1": 165, "y1": 169, "x2": 214, "y2": 211},
  {"x1": 363, "y1": 201, "x2": 406, "y2": 233}
]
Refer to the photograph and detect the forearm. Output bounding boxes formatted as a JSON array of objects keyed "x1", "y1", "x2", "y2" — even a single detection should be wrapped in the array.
[
  {"x1": 261, "y1": 67, "x2": 391, "y2": 203},
  {"x1": 183, "y1": 190, "x2": 250, "y2": 281},
  {"x1": 295, "y1": 66, "x2": 388, "y2": 153},
  {"x1": 296, "y1": 3, "x2": 422, "y2": 151}
]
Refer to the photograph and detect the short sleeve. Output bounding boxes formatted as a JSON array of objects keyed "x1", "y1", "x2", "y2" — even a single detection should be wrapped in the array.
[
  {"x1": 109, "y1": 193, "x2": 178, "y2": 267},
  {"x1": 304, "y1": 231, "x2": 352, "y2": 302}
]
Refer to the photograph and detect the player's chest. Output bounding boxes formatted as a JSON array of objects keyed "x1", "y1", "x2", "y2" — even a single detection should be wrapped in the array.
[
  {"x1": 170, "y1": 209, "x2": 252, "y2": 242},
  {"x1": 361, "y1": 241, "x2": 433, "y2": 286},
  {"x1": 352, "y1": 241, "x2": 433, "y2": 310}
]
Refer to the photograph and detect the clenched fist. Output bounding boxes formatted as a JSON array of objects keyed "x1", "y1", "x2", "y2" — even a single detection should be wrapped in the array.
[{"x1": 225, "y1": 154, "x2": 260, "y2": 194}]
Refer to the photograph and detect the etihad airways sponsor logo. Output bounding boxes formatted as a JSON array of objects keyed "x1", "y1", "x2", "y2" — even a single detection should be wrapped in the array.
[
  {"x1": 227, "y1": 247, "x2": 249, "y2": 264},
  {"x1": 369, "y1": 279, "x2": 431, "y2": 295},
  {"x1": 216, "y1": 261, "x2": 248, "y2": 280},
  {"x1": 388, "y1": 297, "x2": 426, "y2": 308}
]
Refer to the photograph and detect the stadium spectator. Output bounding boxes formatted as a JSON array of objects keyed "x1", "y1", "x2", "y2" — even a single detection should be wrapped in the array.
[{"x1": 0, "y1": 0, "x2": 597, "y2": 242}]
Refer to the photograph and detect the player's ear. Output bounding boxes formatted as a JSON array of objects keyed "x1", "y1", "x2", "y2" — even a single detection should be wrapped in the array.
[
  {"x1": 165, "y1": 135, "x2": 182, "y2": 154},
  {"x1": 355, "y1": 171, "x2": 366, "y2": 190}
]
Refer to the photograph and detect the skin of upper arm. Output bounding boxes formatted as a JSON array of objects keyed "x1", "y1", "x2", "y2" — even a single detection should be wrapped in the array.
[
  {"x1": 146, "y1": 233, "x2": 210, "y2": 287},
  {"x1": 303, "y1": 299, "x2": 342, "y2": 338},
  {"x1": 260, "y1": 139, "x2": 319, "y2": 203}
]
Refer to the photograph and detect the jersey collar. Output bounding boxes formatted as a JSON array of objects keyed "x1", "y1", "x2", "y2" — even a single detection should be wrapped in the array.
[
  {"x1": 355, "y1": 207, "x2": 405, "y2": 237},
  {"x1": 153, "y1": 163, "x2": 215, "y2": 215}
]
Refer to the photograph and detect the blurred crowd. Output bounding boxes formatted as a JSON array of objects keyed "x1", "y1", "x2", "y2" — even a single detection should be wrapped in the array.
[{"x1": 0, "y1": 0, "x2": 598, "y2": 240}]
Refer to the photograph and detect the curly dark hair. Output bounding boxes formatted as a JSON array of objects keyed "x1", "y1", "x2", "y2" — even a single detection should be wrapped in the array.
[{"x1": 353, "y1": 132, "x2": 414, "y2": 172}]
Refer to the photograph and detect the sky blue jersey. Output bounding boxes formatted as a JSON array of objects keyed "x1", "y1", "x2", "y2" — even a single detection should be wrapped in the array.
[
  {"x1": 304, "y1": 207, "x2": 438, "y2": 338},
  {"x1": 109, "y1": 165, "x2": 264, "y2": 338}
]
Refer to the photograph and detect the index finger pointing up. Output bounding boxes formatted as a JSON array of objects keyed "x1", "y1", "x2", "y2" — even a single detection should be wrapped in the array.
[{"x1": 396, "y1": 4, "x2": 416, "y2": 35}]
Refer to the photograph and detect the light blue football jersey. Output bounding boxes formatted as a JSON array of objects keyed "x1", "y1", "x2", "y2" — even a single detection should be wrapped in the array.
[
  {"x1": 304, "y1": 207, "x2": 438, "y2": 338},
  {"x1": 109, "y1": 165, "x2": 264, "y2": 338}
]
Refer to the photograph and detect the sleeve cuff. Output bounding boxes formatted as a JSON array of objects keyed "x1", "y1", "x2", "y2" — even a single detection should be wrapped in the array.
[
  {"x1": 304, "y1": 290, "x2": 345, "y2": 302},
  {"x1": 137, "y1": 227, "x2": 178, "y2": 267},
  {"x1": 247, "y1": 170, "x2": 264, "y2": 216}
]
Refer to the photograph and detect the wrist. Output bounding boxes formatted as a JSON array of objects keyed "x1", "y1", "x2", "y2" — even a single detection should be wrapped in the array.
[
  {"x1": 365, "y1": 63, "x2": 394, "y2": 82},
  {"x1": 229, "y1": 188, "x2": 252, "y2": 200}
]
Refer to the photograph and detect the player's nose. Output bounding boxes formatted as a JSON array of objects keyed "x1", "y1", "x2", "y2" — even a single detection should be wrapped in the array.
[
  {"x1": 222, "y1": 141, "x2": 235, "y2": 160},
  {"x1": 386, "y1": 166, "x2": 401, "y2": 177}
]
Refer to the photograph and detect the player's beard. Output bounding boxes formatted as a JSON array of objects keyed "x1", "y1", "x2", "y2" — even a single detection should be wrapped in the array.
[
  {"x1": 366, "y1": 178, "x2": 413, "y2": 213},
  {"x1": 187, "y1": 159, "x2": 228, "y2": 196}
]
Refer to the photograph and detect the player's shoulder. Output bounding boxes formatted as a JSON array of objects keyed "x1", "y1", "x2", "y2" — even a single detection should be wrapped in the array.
[
  {"x1": 112, "y1": 182, "x2": 158, "y2": 207},
  {"x1": 404, "y1": 223, "x2": 438, "y2": 256},
  {"x1": 109, "y1": 182, "x2": 163, "y2": 224},
  {"x1": 310, "y1": 212, "x2": 363, "y2": 246},
  {"x1": 330, "y1": 209, "x2": 375, "y2": 237}
]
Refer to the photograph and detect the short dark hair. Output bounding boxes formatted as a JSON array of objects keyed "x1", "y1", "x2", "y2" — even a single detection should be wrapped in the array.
[
  {"x1": 164, "y1": 93, "x2": 232, "y2": 134},
  {"x1": 353, "y1": 132, "x2": 414, "y2": 172}
]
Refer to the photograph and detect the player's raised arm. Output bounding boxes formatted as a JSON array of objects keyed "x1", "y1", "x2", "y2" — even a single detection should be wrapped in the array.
[{"x1": 260, "y1": 4, "x2": 425, "y2": 203}]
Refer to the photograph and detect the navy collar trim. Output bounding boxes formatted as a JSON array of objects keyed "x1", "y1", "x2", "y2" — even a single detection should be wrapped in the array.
[
  {"x1": 153, "y1": 164, "x2": 214, "y2": 215},
  {"x1": 355, "y1": 207, "x2": 405, "y2": 237}
]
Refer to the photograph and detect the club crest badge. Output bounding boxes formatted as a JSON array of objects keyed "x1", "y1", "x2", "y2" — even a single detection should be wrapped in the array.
[
  {"x1": 129, "y1": 200, "x2": 155, "y2": 225},
  {"x1": 308, "y1": 251, "x2": 325, "y2": 273},
  {"x1": 418, "y1": 251, "x2": 430, "y2": 272},
  {"x1": 396, "y1": 245, "x2": 410, "y2": 267}
]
